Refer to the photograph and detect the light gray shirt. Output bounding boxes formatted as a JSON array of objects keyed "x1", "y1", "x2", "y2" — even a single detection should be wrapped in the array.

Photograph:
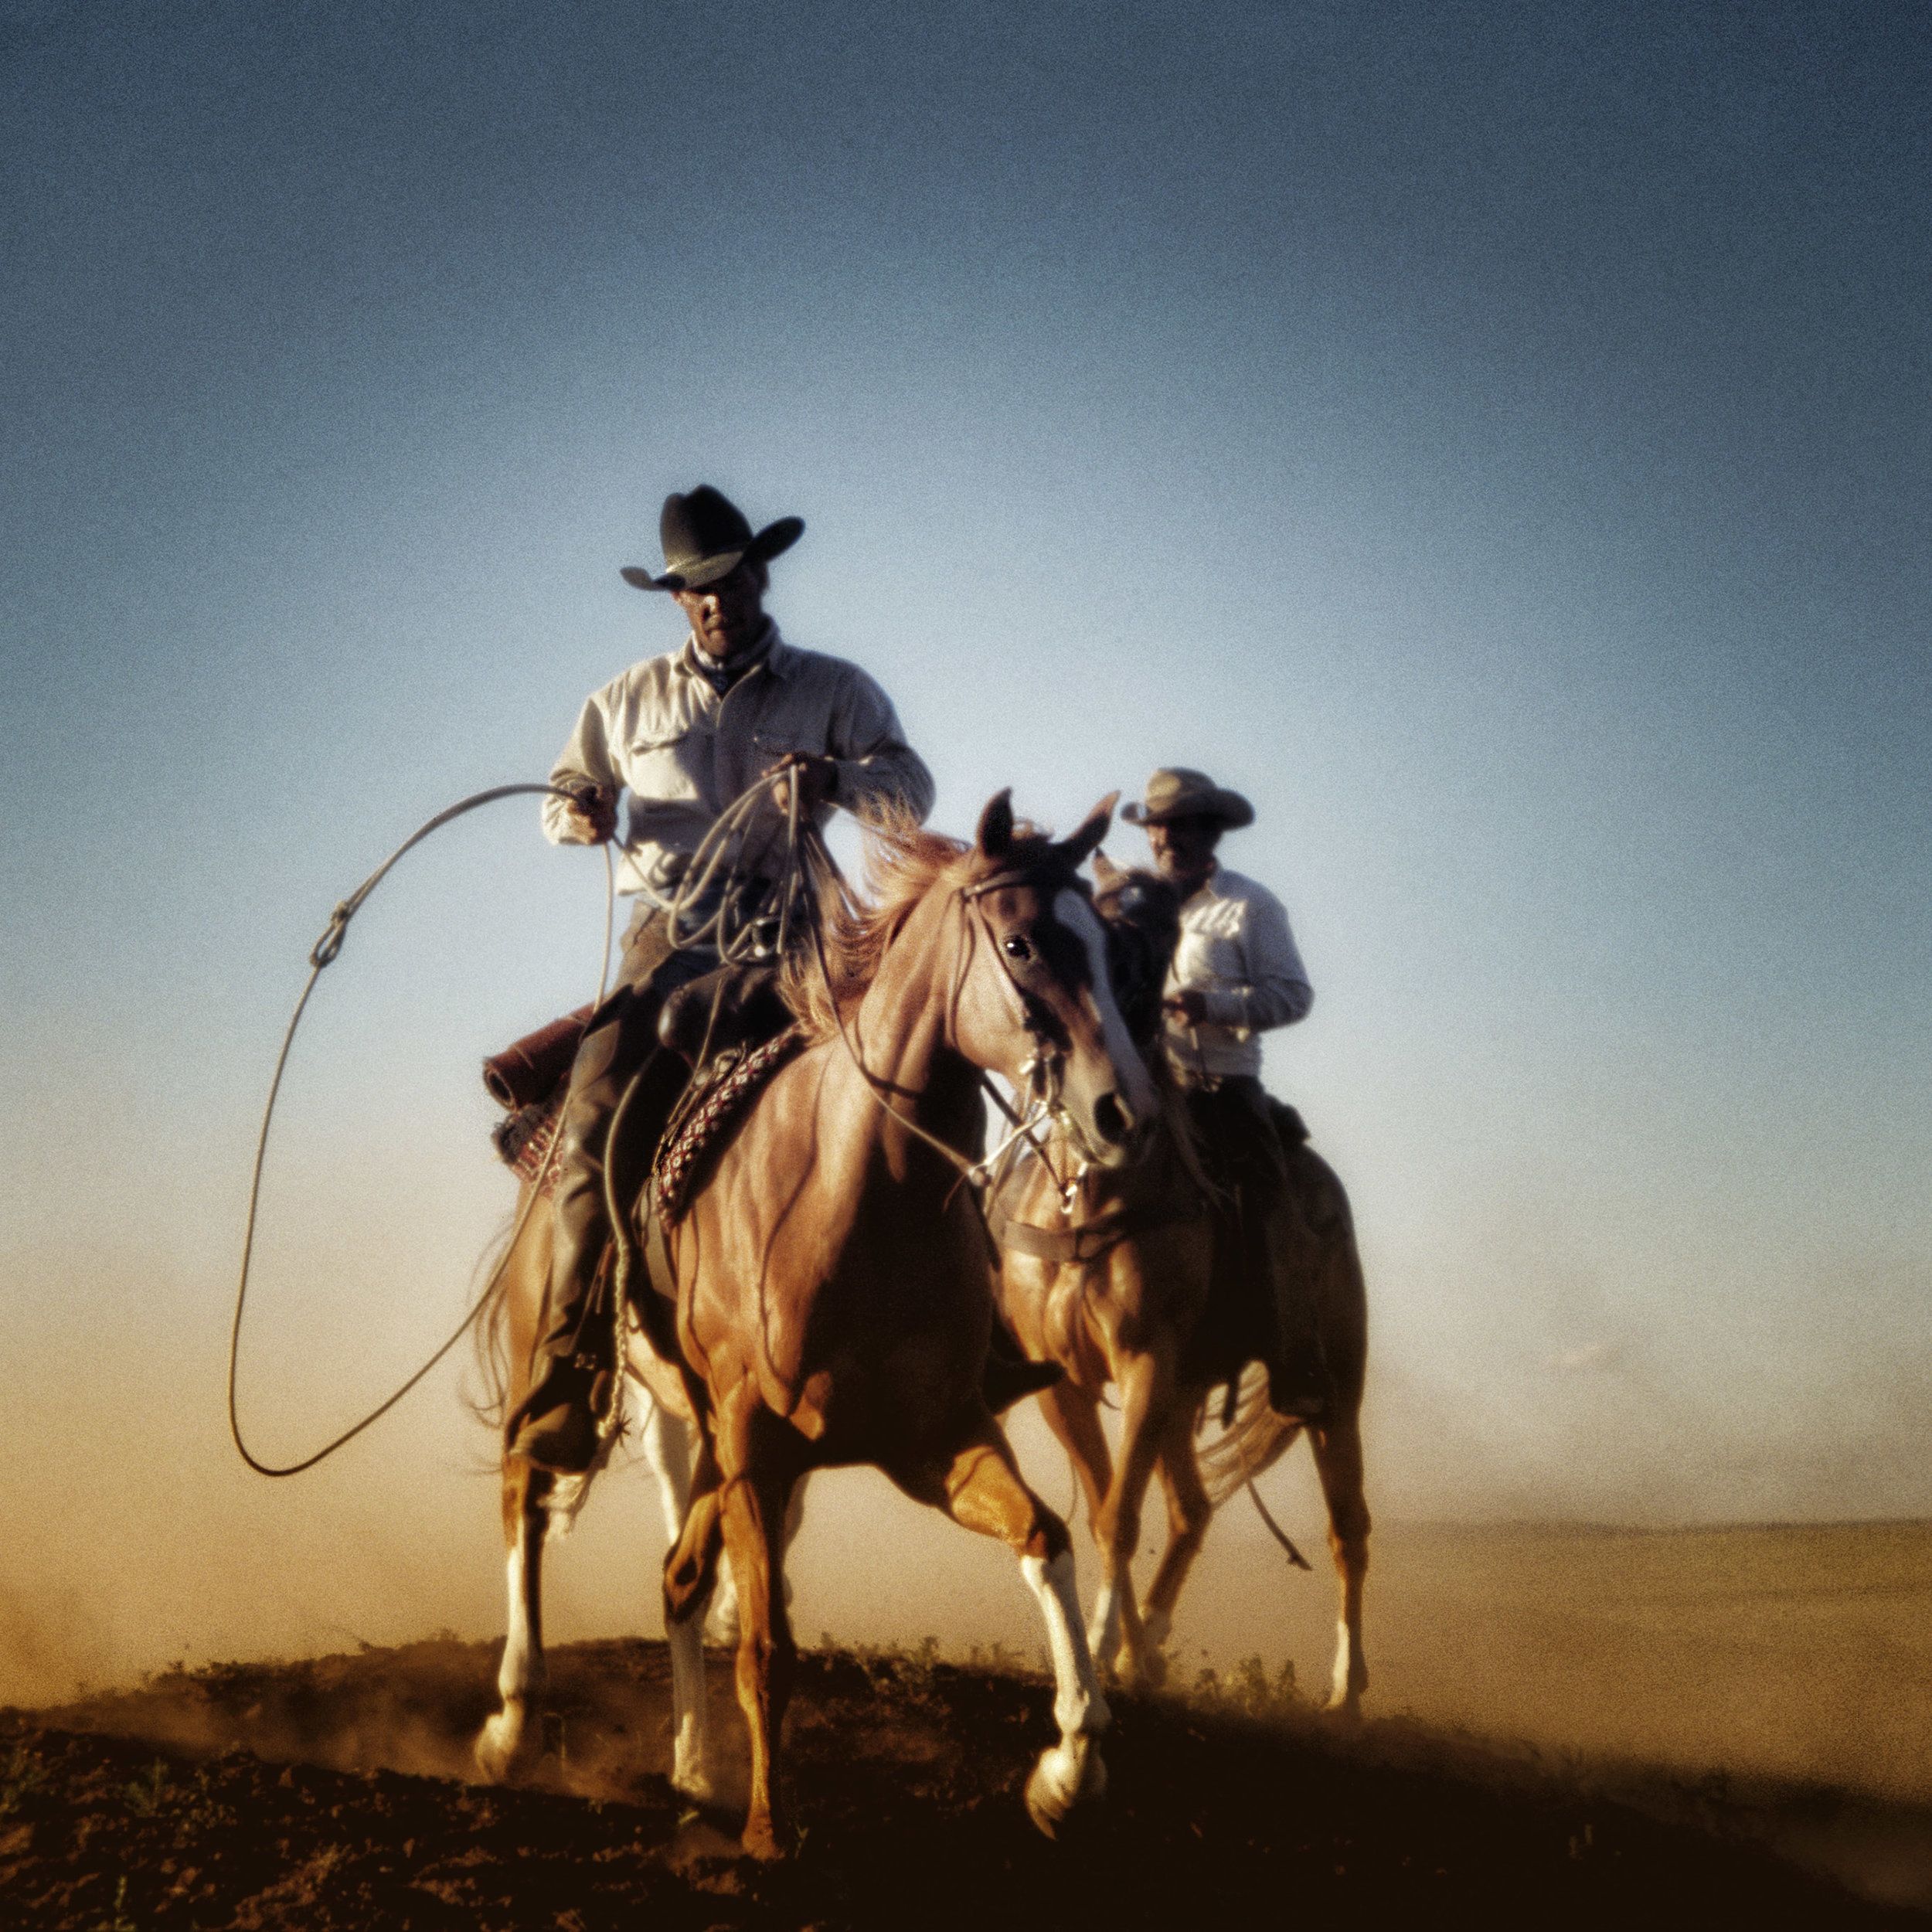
[
  {"x1": 544, "y1": 626, "x2": 934, "y2": 900},
  {"x1": 1162, "y1": 864, "x2": 1314, "y2": 1081}
]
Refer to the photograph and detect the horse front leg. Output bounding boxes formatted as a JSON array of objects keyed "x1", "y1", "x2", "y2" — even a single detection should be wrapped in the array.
[
  {"x1": 1308, "y1": 1409, "x2": 1371, "y2": 1715},
  {"x1": 636, "y1": 1392, "x2": 715, "y2": 1801},
  {"x1": 1084, "y1": 1353, "x2": 1168, "y2": 1686},
  {"x1": 1138, "y1": 1396, "x2": 1216, "y2": 1672},
  {"x1": 712, "y1": 1386, "x2": 802, "y2": 1861},
  {"x1": 704, "y1": 1475, "x2": 806, "y2": 1651},
  {"x1": 892, "y1": 1412, "x2": 1111, "y2": 1838},
  {"x1": 475, "y1": 1457, "x2": 549, "y2": 1781},
  {"x1": 1034, "y1": 1378, "x2": 1114, "y2": 1636}
]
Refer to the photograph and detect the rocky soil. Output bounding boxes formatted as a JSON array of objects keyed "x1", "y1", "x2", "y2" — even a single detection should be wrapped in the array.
[{"x1": 3, "y1": 1636, "x2": 1927, "y2": 1928}]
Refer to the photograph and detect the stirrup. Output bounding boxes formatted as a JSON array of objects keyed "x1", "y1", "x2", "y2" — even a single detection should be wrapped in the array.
[
  {"x1": 508, "y1": 1358, "x2": 614, "y2": 1474},
  {"x1": 1266, "y1": 1348, "x2": 1331, "y2": 1423}
]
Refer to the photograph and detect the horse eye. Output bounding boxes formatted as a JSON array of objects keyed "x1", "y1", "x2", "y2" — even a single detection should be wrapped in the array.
[{"x1": 1002, "y1": 934, "x2": 1033, "y2": 961}]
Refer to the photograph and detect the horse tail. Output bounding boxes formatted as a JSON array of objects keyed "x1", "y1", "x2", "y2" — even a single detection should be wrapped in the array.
[
  {"x1": 468, "y1": 1209, "x2": 523, "y2": 1429},
  {"x1": 1196, "y1": 1364, "x2": 1303, "y2": 1511}
]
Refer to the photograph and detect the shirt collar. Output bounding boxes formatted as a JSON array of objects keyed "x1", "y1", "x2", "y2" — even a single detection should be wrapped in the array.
[
  {"x1": 1179, "y1": 859, "x2": 1220, "y2": 903},
  {"x1": 682, "y1": 619, "x2": 780, "y2": 695}
]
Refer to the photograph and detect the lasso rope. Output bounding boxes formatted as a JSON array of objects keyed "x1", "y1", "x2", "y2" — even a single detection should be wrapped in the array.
[{"x1": 228, "y1": 783, "x2": 614, "y2": 1478}]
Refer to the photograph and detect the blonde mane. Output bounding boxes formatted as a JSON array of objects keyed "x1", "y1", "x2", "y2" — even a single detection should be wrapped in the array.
[
  {"x1": 781, "y1": 804, "x2": 967, "y2": 1038},
  {"x1": 780, "y1": 803, "x2": 1077, "y2": 1040}
]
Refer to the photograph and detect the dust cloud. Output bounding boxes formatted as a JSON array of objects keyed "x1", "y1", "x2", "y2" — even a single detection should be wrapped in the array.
[{"x1": 7, "y1": 1336, "x2": 1930, "y2": 1823}]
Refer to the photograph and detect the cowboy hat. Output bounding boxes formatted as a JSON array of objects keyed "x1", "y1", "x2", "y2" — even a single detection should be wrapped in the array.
[
  {"x1": 620, "y1": 485, "x2": 805, "y2": 592},
  {"x1": 1120, "y1": 767, "x2": 1255, "y2": 829}
]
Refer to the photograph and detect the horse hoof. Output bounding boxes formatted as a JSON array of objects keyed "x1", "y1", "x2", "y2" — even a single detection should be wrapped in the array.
[
  {"x1": 473, "y1": 1713, "x2": 528, "y2": 1784},
  {"x1": 1121, "y1": 1646, "x2": 1168, "y2": 1692},
  {"x1": 740, "y1": 1817, "x2": 791, "y2": 1862},
  {"x1": 671, "y1": 1759, "x2": 716, "y2": 1804},
  {"x1": 1024, "y1": 1738, "x2": 1107, "y2": 1838}
]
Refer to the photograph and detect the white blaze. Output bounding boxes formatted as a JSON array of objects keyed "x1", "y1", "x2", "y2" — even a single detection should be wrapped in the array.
[{"x1": 1054, "y1": 888, "x2": 1158, "y2": 1121}]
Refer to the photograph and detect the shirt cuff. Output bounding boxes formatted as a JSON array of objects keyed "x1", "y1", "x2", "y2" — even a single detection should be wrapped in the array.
[{"x1": 1203, "y1": 986, "x2": 1248, "y2": 1029}]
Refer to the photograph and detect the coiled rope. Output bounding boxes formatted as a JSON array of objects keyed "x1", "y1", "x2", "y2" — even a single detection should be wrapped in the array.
[{"x1": 228, "y1": 783, "x2": 614, "y2": 1477}]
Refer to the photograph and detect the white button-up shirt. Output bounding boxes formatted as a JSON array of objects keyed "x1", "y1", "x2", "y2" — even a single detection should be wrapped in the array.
[
  {"x1": 1162, "y1": 864, "x2": 1314, "y2": 1081},
  {"x1": 544, "y1": 626, "x2": 934, "y2": 901}
]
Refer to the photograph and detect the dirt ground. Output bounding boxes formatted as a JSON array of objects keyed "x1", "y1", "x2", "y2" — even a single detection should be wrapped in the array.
[{"x1": 4, "y1": 1635, "x2": 1930, "y2": 1930}]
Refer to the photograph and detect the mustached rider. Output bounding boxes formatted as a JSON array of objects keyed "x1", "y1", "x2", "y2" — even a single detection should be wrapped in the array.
[{"x1": 507, "y1": 486, "x2": 936, "y2": 1474}]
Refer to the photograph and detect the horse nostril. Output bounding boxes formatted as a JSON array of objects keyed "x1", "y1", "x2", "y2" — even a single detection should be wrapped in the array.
[{"x1": 1092, "y1": 1092, "x2": 1131, "y2": 1145}]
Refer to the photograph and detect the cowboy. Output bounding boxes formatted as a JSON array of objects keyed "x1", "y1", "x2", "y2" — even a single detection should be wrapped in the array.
[
  {"x1": 509, "y1": 485, "x2": 936, "y2": 1472},
  {"x1": 1123, "y1": 767, "x2": 1330, "y2": 1420}
]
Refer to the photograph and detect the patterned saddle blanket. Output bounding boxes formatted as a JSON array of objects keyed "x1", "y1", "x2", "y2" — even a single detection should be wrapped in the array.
[
  {"x1": 488, "y1": 1026, "x2": 807, "y2": 1219},
  {"x1": 650, "y1": 1026, "x2": 806, "y2": 1223}
]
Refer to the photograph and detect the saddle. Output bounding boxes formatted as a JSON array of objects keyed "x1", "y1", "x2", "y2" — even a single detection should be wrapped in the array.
[{"x1": 483, "y1": 962, "x2": 803, "y2": 1258}]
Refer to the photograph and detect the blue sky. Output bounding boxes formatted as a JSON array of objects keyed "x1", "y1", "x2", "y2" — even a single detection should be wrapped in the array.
[{"x1": 2, "y1": 0, "x2": 1927, "y2": 1689}]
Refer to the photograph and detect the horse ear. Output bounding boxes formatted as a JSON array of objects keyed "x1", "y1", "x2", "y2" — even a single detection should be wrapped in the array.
[
  {"x1": 977, "y1": 789, "x2": 1015, "y2": 859},
  {"x1": 1091, "y1": 848, "x2": 1124, "y2": 889},
  {"x1": 1056, "y1": 792, "x2": 1118, "y2": 870}
]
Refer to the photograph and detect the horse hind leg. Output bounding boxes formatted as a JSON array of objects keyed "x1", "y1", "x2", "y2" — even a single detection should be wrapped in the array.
[
  {"x1": 1309, "y1": 1409, "x2": 1371, "y2": 1716},
  {"x1": 475, "y1": 1457, "x2": 550, "y2": 1781}
]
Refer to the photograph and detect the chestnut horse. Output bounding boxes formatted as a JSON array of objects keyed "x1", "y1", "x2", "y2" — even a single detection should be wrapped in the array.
[
  {"x1": 988, "y1": 856, "x2": 1371, "y2": 1710},
  {"x1": 478, "y1": 793, "x2": 1157, "y2": 1857}
]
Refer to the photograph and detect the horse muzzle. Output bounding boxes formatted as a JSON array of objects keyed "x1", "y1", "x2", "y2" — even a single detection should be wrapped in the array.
[{"x1": 1074, "y1": 1087, "x2": 1153, "y2": 1168}]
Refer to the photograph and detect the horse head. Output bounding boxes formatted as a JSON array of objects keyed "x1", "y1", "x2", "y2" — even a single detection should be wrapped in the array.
[{"x1": 952, "y1": 791, "x2": 1158, "y2": 1167}]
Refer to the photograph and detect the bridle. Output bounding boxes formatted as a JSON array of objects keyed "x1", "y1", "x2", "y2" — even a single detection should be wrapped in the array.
[
  {"x1": 807, "y1": 856, "x2": 1121, "y2": 1202},
  {"x1": 954, "y1": 866, "x2": 1121, "y2": 1197}
]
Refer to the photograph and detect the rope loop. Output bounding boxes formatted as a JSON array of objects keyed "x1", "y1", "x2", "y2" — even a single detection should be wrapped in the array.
[
  {"x1": 309, "y1": 903, "x2": 354, "y2": 969},
  {"x1": 229, "y1": 781, "x2": 613, "y2": 1478}
]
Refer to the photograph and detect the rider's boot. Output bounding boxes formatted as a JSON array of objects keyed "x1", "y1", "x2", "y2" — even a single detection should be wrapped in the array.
[
  {"x1": 1246, "y1": 1192, "x2": 1332, "y2": 1424},
  {"x1": 507, "y1": 1179, "x2": 617, "y2": 1475},
  {"x1": 508, "y1": 1014, "x2": 692, "y2": 1473}
]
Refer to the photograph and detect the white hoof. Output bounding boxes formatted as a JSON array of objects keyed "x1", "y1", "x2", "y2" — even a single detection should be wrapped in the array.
[
  {"x1": 474, "y1": 1709, "x2": 526, "y2": 1783},
  {"x1": 670, "y1": 1742, "x2": 716, "y2": 1803},
  {"x1": 1024, "y1": 1736, "x2": 1108, "y2": 1838}
]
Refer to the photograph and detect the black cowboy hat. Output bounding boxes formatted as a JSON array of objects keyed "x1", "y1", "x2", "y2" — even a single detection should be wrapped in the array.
[
  {"x1": 1120, "y1": 767, "x2": 1255, "y2": 829},
  {"x1": 620, "y1": 485, "x2": 805, "y2": 592}
]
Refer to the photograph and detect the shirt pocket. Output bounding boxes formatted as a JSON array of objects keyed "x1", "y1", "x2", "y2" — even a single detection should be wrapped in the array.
[
  {"x1": 750, "y1": 726, "x2": 819, "y2": 781},
  {"x1": 1179, "y1": 928, "x2": 1244, "y2": 988},
  {"x1": 625, "y1": 727, "x2": 708, "y2": 799}
]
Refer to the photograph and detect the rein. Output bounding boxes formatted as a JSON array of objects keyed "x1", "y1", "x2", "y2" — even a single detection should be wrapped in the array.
[{"x1": 803, "y1": 855, "x2": 1094, "y2": 1193}]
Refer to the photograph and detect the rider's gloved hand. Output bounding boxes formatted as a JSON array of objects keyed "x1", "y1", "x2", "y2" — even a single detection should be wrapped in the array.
[
  {"x1": 558, "y1": 784, "x2": 618, "y2": 845},
  {"x1": 773, "y1": 754, "x2": 838, "y2": 815}
]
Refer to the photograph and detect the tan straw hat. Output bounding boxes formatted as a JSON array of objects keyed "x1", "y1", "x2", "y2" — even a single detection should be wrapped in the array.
[{"x1": 1119, "y1": 767, "x2": 1255, "y2": 828}]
